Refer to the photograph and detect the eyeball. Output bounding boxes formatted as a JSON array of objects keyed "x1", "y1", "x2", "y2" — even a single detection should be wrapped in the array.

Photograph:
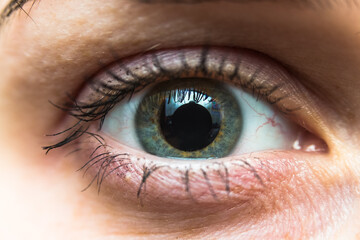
[{"x1": 102, "y1": 78, "x2": 300, "y2": 159}]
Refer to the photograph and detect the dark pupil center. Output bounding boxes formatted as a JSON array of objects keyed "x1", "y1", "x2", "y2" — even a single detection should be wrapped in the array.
[{"x1": 160, "y1": 101, "x2": 220, "y2": 151}]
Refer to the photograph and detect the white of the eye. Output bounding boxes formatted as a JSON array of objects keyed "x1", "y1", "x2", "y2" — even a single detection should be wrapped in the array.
[
  {"x1": 102, "y1": 90, "x2": 146, "y2": 150},
  {"x1": 227, "y1": 86, "x2": 299, "y2": 155},
  {"x1": 102, "y1": 84, "x2": 299, "y2": 155}
]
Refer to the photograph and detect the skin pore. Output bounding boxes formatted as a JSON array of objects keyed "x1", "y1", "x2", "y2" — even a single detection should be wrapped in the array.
[{"x1": 1, "y1": 0, "x2": 360, "y2": 239}]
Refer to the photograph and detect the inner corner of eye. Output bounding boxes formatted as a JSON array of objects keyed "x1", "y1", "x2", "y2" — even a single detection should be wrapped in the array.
[{"x1": 100, "y1": 76, "x2": 328, "y2": 160}]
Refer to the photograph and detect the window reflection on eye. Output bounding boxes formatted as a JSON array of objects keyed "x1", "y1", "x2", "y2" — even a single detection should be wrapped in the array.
[{"x1": 44, "y1": 46, "x2": 328, "y2": 211}]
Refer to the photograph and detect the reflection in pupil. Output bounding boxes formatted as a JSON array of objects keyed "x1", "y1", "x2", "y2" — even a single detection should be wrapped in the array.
[{"x1": 160, "y1": 99, "x2": 221, "y2": 152}]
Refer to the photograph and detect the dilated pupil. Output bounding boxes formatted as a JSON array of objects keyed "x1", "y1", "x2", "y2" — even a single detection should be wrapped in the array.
[{"x1": 160, "y1": 101, "x2": 220, "y2": 151}]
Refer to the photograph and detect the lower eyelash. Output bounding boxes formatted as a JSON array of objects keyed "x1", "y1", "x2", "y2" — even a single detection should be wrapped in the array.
[
  {"x1": 53, "y1": 120, "x2": 265, "y2": 206},
  {"x1": 67, "y1": 131, "x2": 265, "y2": 206}
]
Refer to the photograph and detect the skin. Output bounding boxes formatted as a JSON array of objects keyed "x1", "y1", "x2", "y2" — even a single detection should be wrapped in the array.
[{"x1": 1, "y1": 0, "x2": 360, "y2": 239}]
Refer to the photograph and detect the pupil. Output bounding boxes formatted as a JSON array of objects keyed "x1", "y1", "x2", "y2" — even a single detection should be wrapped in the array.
[{"x1": 160, "y1": 101, "x2": 220, "y2": 151}]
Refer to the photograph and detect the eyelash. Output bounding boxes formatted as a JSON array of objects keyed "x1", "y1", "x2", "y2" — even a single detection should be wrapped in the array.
[{"x1": 43, "y1": 46, "x2": 301, "y2": 198}]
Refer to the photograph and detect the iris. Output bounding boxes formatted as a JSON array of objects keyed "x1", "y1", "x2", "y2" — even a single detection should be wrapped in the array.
[{"x1": 135, "y1": 79, "x2": 242, "y2": 159}]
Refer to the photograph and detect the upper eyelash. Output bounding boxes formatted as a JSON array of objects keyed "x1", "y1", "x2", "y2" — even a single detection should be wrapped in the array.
[
  {"x1": 43, "y1": 46, "x2": 299, "y2": 153},
  {"x1": 61, "y1": 130, "x2": 264, "y2": 203},
  {"x1": 65, "y1": 48, "x2": 292, "y2": 119}
]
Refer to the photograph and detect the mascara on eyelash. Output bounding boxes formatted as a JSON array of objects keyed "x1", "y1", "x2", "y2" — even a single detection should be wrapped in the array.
[{"x1": 66, "y1": 47, "x2": 299, "y2": 123}]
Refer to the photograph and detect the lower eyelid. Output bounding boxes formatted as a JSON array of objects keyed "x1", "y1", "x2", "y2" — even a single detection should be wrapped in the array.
[
  {"x1": 71, "y1": 130, "x2": 354, "y2": 238},
  {"x1": 78, "y1": 132, "x2": 286, "y2": 209}
]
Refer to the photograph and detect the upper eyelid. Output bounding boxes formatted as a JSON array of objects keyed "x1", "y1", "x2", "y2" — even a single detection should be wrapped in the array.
[
  {"x1": 69, "y1": 50, "x2": 256, "y2": 129},
  {"x1": 80, "y1": 47, "x2": 298, "y2": 116}
]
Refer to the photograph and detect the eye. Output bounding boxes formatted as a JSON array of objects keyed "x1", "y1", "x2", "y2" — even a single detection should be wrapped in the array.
[
  {"x1": 44, "y1": 46, "x2": 328, "y2": 212},
  {"x1": 103, "y1": 78, "x2": 301, "y2": 159}
]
